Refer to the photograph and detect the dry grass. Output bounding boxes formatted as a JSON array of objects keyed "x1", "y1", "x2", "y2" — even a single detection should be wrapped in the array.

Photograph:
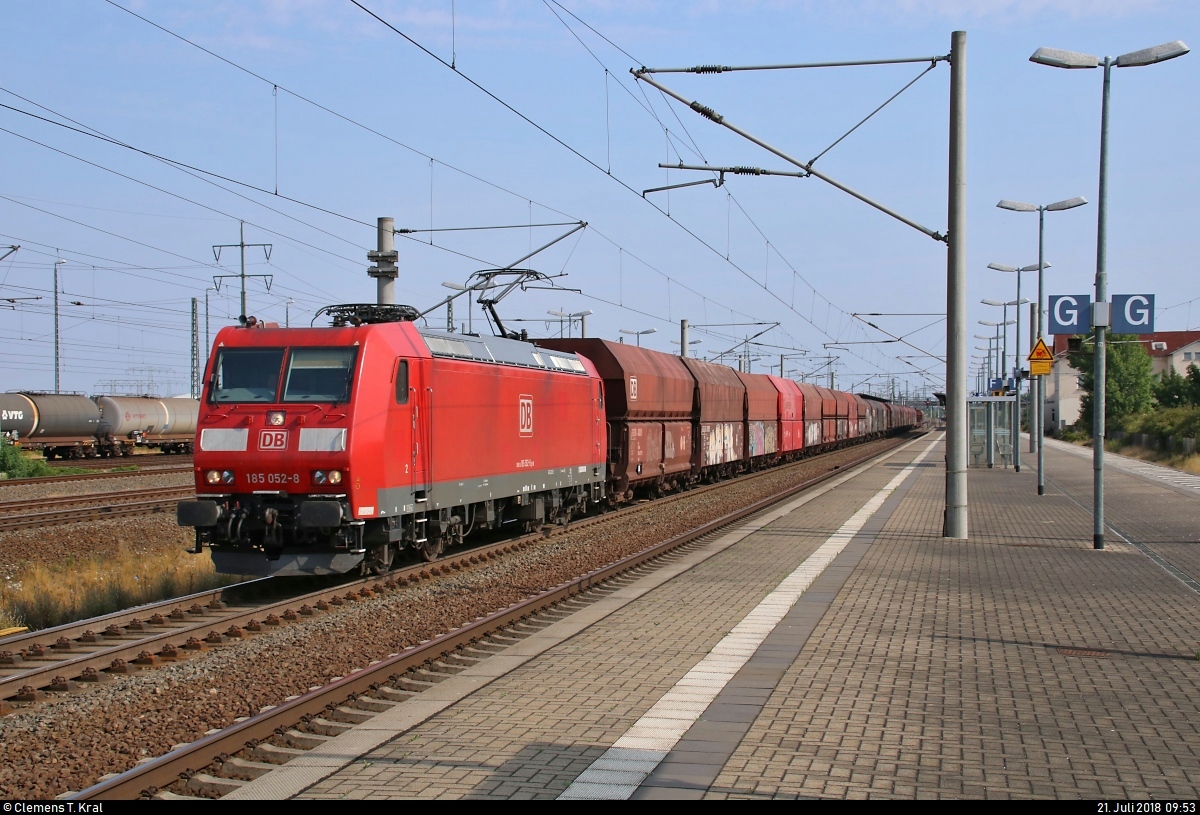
[
  {"x1": 0, "y1": 545, "x2": 242, "y2": 632},
  {"x1": 1105, "y1": 439, "x2": 1200, "y2": 474}
]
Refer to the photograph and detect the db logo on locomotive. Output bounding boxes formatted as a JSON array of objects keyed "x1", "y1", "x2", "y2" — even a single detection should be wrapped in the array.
[
  {"x1": 259, "y1": 430, "x2": 289, "y2": 450},
  {"x1": 519, "y1": 396, "x2": 533, "y2": 437}
]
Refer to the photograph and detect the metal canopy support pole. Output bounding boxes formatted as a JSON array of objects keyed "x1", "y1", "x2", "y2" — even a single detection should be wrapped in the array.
[
  {"x1": 1031, "y1": 230, "x2": 1042, "y2": 459},
  {"x1": 1013, "y1": 269, "x2": 1022, "y2": 472},
  {"x1": 680, "y1": 319, "x2": 690, "y2": 357},
  {"x1": 1093, "y1": 58, "x2": 1112, "y2": 550},
  {"x1": 1037, "y1": 210, "x2": 1047, "y2": 494},
  {"x1": 944, "y1": 30, "x2": 968, "y2": 538}
]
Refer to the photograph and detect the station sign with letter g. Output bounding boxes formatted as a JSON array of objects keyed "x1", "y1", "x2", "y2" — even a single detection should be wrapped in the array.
[
  {"x1": 1111, "y1": 294, "x2": 1155, "y2": 334},
  {"x1": 1048, "y1": 294, "x2": 1091, "y2": 335}
]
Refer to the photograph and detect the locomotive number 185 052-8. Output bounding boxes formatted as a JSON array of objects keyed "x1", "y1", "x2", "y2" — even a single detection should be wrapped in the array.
[{"x1": 246, "y1": 473, "x2": 301, "y2": 485}]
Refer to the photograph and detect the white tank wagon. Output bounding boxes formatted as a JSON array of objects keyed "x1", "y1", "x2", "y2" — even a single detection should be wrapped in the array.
[{"x1": 96, "y1": 396, "x2": 198, "y2": 454}]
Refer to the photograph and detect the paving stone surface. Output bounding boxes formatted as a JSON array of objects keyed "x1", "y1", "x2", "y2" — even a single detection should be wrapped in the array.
[
  {"x1": 298, "y1": 442, "x2": 927, "y2": 799},
  {"x1": 708, "y1": 439, "x2": 1200, "y2": 800},
  {"x1": 290, "y1": 436, "x2": 1200, "y2": 799}
]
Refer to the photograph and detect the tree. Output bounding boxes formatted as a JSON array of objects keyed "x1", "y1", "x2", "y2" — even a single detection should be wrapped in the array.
[
  {"x1": 1067, "y1": 333, "x2": 1156, "y2": 430},
  {"x1": 1155, "y1": 364, "x2": 1191, "y2": 407},
  {"x1": 1185, "y1": 364, "x2": 1200, "y2": 404}
]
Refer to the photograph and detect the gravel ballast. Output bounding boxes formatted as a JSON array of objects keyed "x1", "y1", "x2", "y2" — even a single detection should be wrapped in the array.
[{"x1": 0, "y1": 438, "x2": 908, "y2": 798}]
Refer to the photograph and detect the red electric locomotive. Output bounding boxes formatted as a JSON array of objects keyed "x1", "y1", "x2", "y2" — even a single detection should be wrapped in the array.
[{"x1": 177, "y1": 305, "x2": 606, "y2": 576}]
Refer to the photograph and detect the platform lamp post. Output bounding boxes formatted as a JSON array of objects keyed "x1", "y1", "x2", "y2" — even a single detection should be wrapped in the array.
[
  {"x1": 1031, "y1": 39, "x2": 1188, "y2": 547},
  {"x1": 442, "y1": 281, "x2": 483, "y2": 335},
  {"x1": 549, "y1": 309, "x2": 593, "y2": 338},
  {"x1": 974, "y1": 336, "x2": 999, "y2": 383},
  {"x1": 982, "y1": 296, "x2": 1031, "y2": 471},
  {"x1": 979, "y1": 316, "x2": 1017, "y2": 385},
  {"x1": 619, "y1": 327, "x2": 656, "y2": 347},
  {"x1": 996, "y1": 198, "x2": 1089, "y2": 496}
]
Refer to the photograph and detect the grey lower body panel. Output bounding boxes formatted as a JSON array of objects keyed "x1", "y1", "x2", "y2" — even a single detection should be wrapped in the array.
[
  {"x1": 210, "y1": 549, "x2": 365, "y2": 577},
  {"x1": 374, "y1": 463, "x2": 606, "y2": 517}
]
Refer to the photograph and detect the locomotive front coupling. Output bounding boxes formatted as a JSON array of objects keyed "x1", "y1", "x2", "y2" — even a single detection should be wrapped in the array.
[{"x1": 178, "y1": 497, "x2": 349, "y2": 549}]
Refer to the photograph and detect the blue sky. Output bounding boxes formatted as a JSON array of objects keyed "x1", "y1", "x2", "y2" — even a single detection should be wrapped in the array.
[{"x1": 0, "y1": 0, "x2": 1196, "y2": 398}]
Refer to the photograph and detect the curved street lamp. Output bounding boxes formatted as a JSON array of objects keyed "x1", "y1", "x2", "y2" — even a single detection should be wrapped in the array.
[
  {"x1": 548, "y1": 308, "x2": 593, "y2": 338},
  {"x1": 1031, "y1": 39, "x2": 1189, "y2": 547},
  {"x1": 619, "y1": 327, "x2": 656, "y2": 347}
]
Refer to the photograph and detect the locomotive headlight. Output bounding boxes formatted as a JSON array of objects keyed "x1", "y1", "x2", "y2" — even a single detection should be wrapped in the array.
[
  {"x1": 267, "y1": 410, "x2": 286, "y2": 426},
  {"x1": 328, "y1": 470, "x2": 342, "y2": 485},
  {"x1": 205, "y1": 470, "x2": 222, "y2": 485},
  {"x1": 312, "y1": 470, "x2": 327, "y2": 485},
  {"x1": 221, "y1": 470, "x2": 235, "y2": 485}
]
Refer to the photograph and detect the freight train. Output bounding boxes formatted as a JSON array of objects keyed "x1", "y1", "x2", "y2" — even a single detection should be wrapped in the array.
[
  {"x1": 177, "y1": 304, "x2": 922, "y2": 577},
  {"x1": 0, "y1": 392, "x2": 199, "y2": 459}
]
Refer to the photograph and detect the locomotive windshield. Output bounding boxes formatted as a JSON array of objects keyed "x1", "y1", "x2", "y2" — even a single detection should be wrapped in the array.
[
  {"x1": 210, "y1": 348, "x2": 285, "y2": 403},
  {"x1": 282, "y1": 347, "x2": 357, "y2": 403}
]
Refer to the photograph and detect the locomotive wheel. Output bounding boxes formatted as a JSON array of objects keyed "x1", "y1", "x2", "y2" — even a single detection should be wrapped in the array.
[
  {"x1": 419, "y1": 536, "x2": 443, "y2": 562},
  {"x1": 365, "y1": 543, "x2": 394, "y2": 575}
]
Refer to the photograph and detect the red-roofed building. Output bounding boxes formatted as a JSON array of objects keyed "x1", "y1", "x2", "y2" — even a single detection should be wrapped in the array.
[{"x1": 1045, "y1": 330, "x2": 1200, "y2": 430}]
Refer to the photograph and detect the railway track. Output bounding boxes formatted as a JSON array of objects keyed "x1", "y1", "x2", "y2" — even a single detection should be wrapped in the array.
[
  {"x1": 0, "y1": 439, "x2": 910, "y2": 710},
  {"x1": 45, "y1": 455, "x2": 193, "y2": 470},
  {"x1": 0, "y1": 465, "x2": 193, "y2": 489},
  {"x1": 0, "y1": 434, "x2": 923, "y2": 800},
  {"x1": 0, "y1": 486, "x2": 194, "y2": 531}
]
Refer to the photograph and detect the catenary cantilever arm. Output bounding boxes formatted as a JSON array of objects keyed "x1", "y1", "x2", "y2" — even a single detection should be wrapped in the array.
[{"x1": 632, "y1": 69, "x2": 946, "y2": 242}]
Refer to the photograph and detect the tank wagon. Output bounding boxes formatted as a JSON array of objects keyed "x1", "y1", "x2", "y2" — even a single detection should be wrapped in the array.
[
  {"x1": 96, "y1": 396, "x2": 198, "y2": 455},
  {"x1": 176, "y1": 309, "x2": 922, "y2": 579},
  {"x1": 0, "y1": 392, "x2": 199, "y2": 458}
]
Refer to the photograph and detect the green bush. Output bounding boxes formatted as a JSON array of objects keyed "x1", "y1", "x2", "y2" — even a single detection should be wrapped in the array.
[
  {"x1": 0, "y1": 443, "x2": 56, "y2": 479},
  {"x1": 1122, "y1": 406, "x2": 1200, "y2": 443},
  {"x1": 1054, "y1": 427, "x2": 1091, "y2": 444}
]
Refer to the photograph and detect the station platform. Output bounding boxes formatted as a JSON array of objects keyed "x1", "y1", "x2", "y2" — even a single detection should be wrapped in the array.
[{"x1": 228, "y1": 432, "x2": 1200, "y2": 800}]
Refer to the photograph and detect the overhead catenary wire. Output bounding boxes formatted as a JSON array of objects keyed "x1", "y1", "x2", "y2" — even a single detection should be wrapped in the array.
[
  {"x1": 352, "y1": 1, "x2": 925, "y2": 383},
  {"x1": 97, "y1": 1, "x2": 868, "y2": 379},
  {"x1": 540, "y1": 3, "x2": 912, "y2": 366},
  {"x1": 51, "y1": 4, "x2": 938, "y2": 391}
]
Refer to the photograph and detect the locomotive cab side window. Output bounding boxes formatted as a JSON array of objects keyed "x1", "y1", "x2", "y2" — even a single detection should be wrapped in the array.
[
  {"x1": 211, "y1": 348, "x2": 285, "y2": 403},
  {"x1": 283, "y1": 348, "x2": 357, "y2": 403},
  {"x1": 394, "y1": 359, "x2": 409, "y2": 404}
]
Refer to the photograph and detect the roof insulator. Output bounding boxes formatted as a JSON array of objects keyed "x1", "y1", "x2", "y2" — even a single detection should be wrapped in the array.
[{"x1": 689, "y1": 101, "x2": 724, "y2": 123}]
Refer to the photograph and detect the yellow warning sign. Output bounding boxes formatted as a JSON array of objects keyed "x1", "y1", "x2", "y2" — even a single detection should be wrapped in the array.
[
  {"x1": 1028, "y1": 338, "x2": 1053, "y2": 362},
  {"x1": 1030, "y1": 360, "x2": 1052, "y2": 376}
]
